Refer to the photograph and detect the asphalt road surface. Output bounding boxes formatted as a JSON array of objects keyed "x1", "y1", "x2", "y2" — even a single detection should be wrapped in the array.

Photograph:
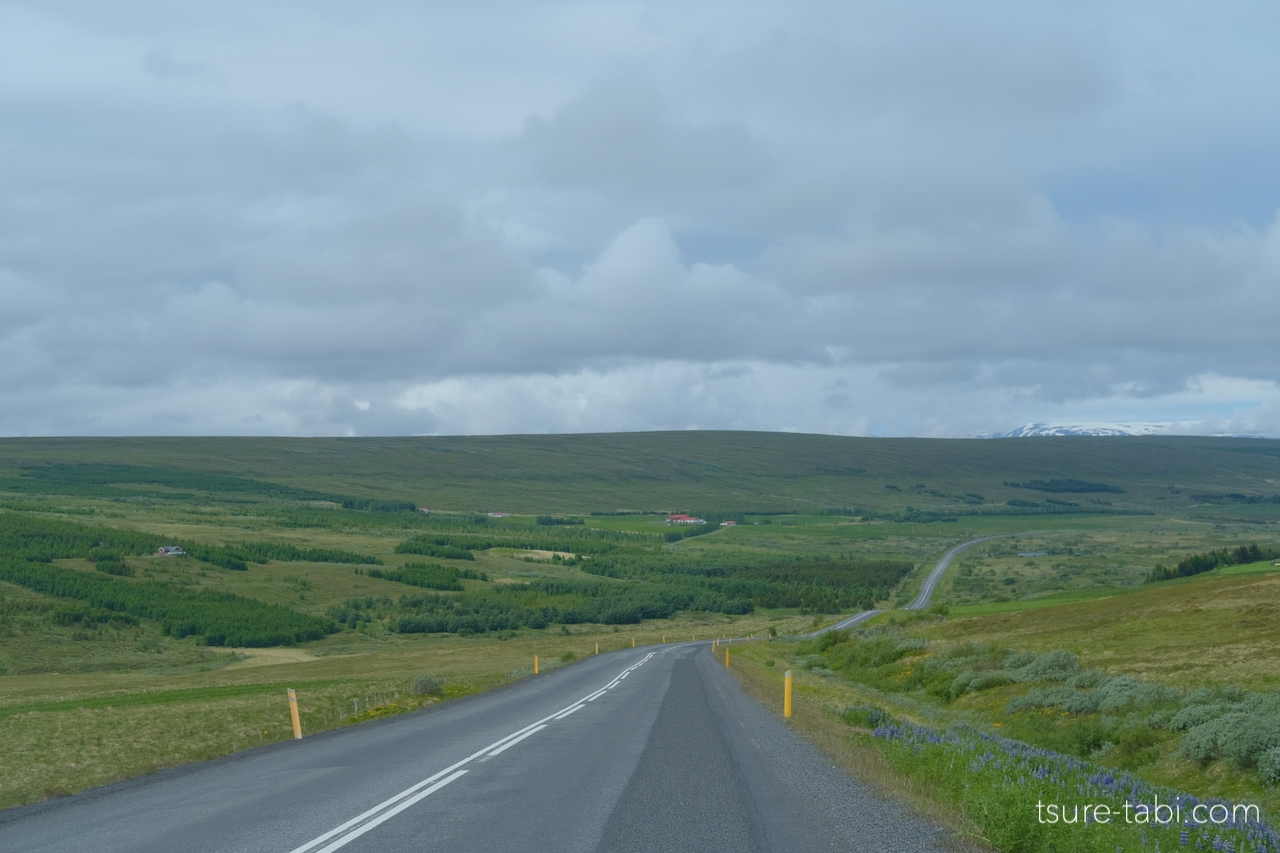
[
  {"x1": 806, "y1": 535, "x2": 1001, "y2": 637},
  {"x1": 904, "y1": 536, "x2": 1002, "y2": 611},
  {"x1": 1, "y1": 644, "x2": 953, "y2": 853}
]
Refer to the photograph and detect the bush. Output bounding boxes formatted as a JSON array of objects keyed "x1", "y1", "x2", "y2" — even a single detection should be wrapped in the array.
[
  {"x1": 969, "y1": 671, "x2": 1014, "y2": 691},
  {"x1": 1169, "y1": 703, "x2": 1230, "y2": 731},
  {"x1": 368, "y1": 564, "x2": 471, "y2": 591},
  {"x1": 1006, "y1": 686, "x2": 1075, "y2": 713},
  {"x1": 1180, "y1": 713, "x2": 1280, "y2": 766},
  {"x1": 1066, "y1": 670, "x2": 1110, "y2": 690},
  {"x1": 410, "y1": 674, "x2": 443, "y2": 696},
  {"x1": 1007, "y1": 649, "x2": 1080, "y2": 683},
  {"x1": 841, "y1": 704, "x2": 894, "y2": 728},
  {"x1": 96, "y1": 559, "x2": 134, "y2": 577},
  {"x1": 1259, "y1": 747, "x2": 1280, "y2": 785}
]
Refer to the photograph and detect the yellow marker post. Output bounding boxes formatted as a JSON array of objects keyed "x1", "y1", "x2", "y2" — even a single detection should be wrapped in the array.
[
  {"x1": 632, "y1": 638, "x2": 636, "y2": 648},
  {"x1": 725, "y1": 649, "x2": 730, "y2": 668},
  {"x1": 784, "y1": 670, "x2": 793, "y2": 719},
  {"x1": 662, "y1": 635, "x2": 666, "y2": 643},
  {"x1": 595, "y1": 642, "x2": 599, "y2": 654},
  {"x1": 287, "y1": 688, "x2": 302, "y2": 740},
  {"x1": 534, "y1": 654, "x2": 539, "y2": 674}
]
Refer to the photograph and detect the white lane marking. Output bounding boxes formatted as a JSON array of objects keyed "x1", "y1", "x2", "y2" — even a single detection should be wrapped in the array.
[
  {"x1": 285, "y1": 765, "x2": 467, "y2": 853},
  {"x1": 310, "y1": 771, "x2": 467, "y2": 853},
  {"x1": 487, "y1": 724, "x2": 548, "y2": 756},
  {"x1": 287, "y1": 651, "x2": 657, "y2": 853}
]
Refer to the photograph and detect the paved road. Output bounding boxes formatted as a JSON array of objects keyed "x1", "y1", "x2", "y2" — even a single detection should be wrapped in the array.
[
  {"x1": 798, "y1": 535, "x2": 1003, "y2": 638},
  {"x1": 0, "y1": 645, "x2": 951, "y2": 853},
  {"x1": 904, "y1": 535, "x2": 1002, "y2": 611}
]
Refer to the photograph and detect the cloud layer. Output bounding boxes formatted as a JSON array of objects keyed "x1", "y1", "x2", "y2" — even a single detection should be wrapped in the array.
[{"x1": 2, "y1": 1, "x2": 1280, "y2": 436}]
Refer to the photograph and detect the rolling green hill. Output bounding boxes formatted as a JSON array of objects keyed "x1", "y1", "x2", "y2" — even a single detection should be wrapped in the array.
[{"x1": 1, "y1": 433, "x2": 1279, "y2": 517}]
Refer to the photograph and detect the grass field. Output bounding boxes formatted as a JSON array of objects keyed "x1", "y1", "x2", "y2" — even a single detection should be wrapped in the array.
[{"x1": 1, "y1": 432, "x2": 1279, "y2": 846}]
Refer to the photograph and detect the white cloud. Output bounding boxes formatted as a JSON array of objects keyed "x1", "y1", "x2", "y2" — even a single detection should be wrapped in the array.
[{"x1": 2, "y1": 1, "x2": 1280, "y2": 436}]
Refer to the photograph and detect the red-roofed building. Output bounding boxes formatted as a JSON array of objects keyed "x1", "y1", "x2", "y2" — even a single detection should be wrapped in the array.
[{"x1": 666, "y1": 514, "x2": 706, "y2": 524}]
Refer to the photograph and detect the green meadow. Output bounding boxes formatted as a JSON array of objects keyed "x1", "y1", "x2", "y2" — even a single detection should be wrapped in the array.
[{"x1": 1, "y1": 432, "x2": 1279, "y2": 850}]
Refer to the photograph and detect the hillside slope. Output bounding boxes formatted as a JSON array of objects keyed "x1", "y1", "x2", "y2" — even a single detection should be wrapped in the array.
[{"x1": 1, "y1": 433, "x2": 1278, "y2": 515}]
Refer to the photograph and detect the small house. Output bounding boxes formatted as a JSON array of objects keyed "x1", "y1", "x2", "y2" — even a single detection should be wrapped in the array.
[{"x1": 156, "y1": 546, "x2": 185, "y2": 557}]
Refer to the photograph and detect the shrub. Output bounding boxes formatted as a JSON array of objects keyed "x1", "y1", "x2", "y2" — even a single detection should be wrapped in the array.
[
  {"x1": 1169, "y1": 703, "x2": 1230, "y2": 731},
  {"x1": 1180, "y1": 713, "x2": 1280, "y2": 766},
  {"x1": 368, "y1": 564, "x2": 467, "y2": 591},
  {"x1": 841, "y1": 703, "x2": 894, "y2": 728},
  {"x1": 96, "y1": 559, "x2": 134, "y2": 577},
  {"x1": 949, "y1": 670, "x2": 978, "y2": 698},
  {"x1": 1259, "y1": 746, "x2": 1280, "y2": 785},
  {"x1": 1066, "y1": 670, "x2": 1110, "y2": 690},
  {"x1": 1006, "y1": 686, "x2": 1075, "y2": 713},
  {"x1": 409, "y1": 675, "x2": 443, "y2": 696},
  {"x1": 969, "y1": 671, "x2": 1013, "y2": 691},
  {"x1": 1007, "y1": 649, "x2": 1080, "y2": 683},
  {"x1": 1063, "y1": 690, "x2": 1103, "y2": 714}
]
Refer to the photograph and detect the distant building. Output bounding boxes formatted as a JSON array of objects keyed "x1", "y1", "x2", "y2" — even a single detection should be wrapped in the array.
[
  {"x1": 156, "y1": 546, "x2": 185, "y2": 556},
  {"x1": 719, "y1": 520, "x2": 737, "y2": 527},
  {"x1": 420, "y1": 508, "x2": 430, "y2": 514},
  {"x1": 666, "y1": 514, "x2": 706, "y2": 524},
  {"x1": 488, "y1": 512, "x2": 510, "y2": 518}
]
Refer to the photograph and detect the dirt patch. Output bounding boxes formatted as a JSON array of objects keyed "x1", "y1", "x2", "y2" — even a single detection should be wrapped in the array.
[{"x1": 222, "y1": 648, "x2": 320, "y2": 669}]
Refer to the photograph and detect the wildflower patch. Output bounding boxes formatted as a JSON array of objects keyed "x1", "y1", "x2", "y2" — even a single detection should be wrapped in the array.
[{"x1": 870, "y1": 721, "x2": 1278, "y2": 853}]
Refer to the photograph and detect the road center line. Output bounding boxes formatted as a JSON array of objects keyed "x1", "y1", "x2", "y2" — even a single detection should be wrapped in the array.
[
  {"x1": 309, "y1": 771, "x2": 468, "y2": 853},
  {"x1": 487, "y1": 724, "x2": 548, "y2": 756},
  {"x1": 285, "y1": 652, "x2": 656, "y2": 853}
]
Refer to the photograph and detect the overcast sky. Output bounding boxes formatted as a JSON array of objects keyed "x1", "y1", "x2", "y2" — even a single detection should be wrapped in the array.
[{"x1": 3, "y1": 1, "x2": 1280, "y2": 437}]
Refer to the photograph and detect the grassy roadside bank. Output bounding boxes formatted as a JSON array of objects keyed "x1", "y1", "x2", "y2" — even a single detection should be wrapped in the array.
[
  {"x1": 723, "y1": 641, "x2": 989, "y2": 849},
  {"x1": 726, "y1": 640, "x2": 1279, "y2": 853}
]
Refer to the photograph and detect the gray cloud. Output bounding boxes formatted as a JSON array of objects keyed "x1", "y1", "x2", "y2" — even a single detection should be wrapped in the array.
[
  {"x1": 2, "y1": 1, "x2": 1280, "y2": 436},
  {"x1": 143, "y1": 50, "x2": 224, "y2": 84}
]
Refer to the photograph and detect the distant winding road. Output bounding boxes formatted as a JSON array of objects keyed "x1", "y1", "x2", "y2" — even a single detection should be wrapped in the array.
[
  {"x1": 1, "y1": 644, "x2": 953, "y2": 853},
  {"x1": 808, "y1": 535, "x2": 1002, "y2": 635}
]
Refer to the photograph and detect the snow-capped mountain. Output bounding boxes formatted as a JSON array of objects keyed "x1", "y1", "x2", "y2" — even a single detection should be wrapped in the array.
[{"x1": 995, "y1": 422, "x2": 1170, "y2": 438}]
